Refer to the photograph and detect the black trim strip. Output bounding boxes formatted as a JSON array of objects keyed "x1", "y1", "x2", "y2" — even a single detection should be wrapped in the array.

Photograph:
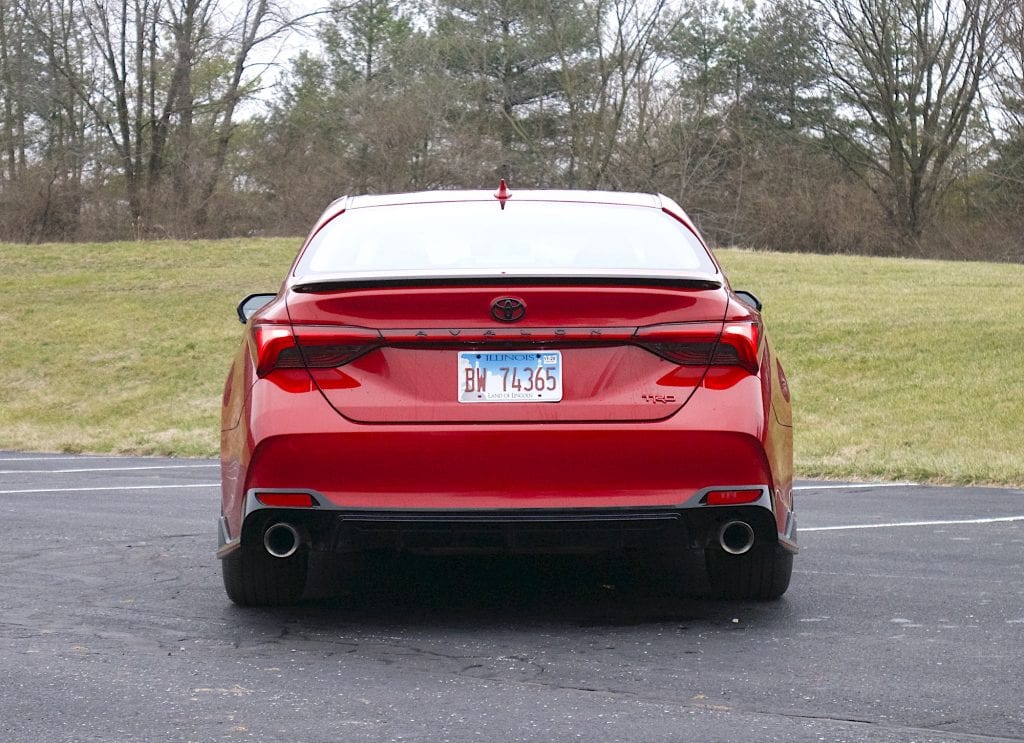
[{"x1": 330, "y1": 508, "x2": 684, "y2": 524}]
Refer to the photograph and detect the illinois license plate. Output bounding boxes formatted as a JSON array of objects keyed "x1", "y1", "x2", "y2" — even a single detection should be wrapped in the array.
[{"x1": 458, "y1": 351, "x2": 563, "y2": 403}]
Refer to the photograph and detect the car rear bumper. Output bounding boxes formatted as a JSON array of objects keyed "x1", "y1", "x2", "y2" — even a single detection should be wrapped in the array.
[
  {"x1": 218, "y1": 485, "x2": 798, "y2": 559},
  {"x1": 246, "y1": 426, "x2": 772, "y2": 501},
  {"x1": 220, "y1": 377, "x2": 795, "y2": 558}
]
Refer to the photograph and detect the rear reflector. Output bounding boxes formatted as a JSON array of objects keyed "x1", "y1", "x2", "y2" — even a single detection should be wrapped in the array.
[
  {"x1": 704, "y1": 489, "x2": 764, "y2": 506},
  {"x1": 255, "y1": 492, "x2": 316, "y2": 508}
]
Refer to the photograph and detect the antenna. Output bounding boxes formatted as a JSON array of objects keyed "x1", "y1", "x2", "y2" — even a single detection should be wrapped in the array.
[{"x1": 494, "y1": 179, "x2": 511, "y2": 210}]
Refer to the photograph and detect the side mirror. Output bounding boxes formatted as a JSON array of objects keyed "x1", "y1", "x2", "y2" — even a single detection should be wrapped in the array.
[
  {"x1": 734, "y1": 290, "x2": 763, "y2": 312},
  {"x1": 236, "y1": 293, "x2": 276, "y2": 324}
]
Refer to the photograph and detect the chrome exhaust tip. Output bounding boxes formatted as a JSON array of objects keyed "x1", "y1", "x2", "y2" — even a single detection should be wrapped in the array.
[
  {"x1": 718, "y1": 520, "x2": 756, "y2": 556},
  {"x1": 263, "y1": 522, "x2": 300, "y2": 559}
]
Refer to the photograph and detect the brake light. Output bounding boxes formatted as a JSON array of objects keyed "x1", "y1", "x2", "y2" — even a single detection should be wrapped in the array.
[
  {"x1": 250, "y1": 323, "x2": 380, "y2": 377},
  {"x1": 636, "y1": 321, "x2": 761, "y2": 374}
]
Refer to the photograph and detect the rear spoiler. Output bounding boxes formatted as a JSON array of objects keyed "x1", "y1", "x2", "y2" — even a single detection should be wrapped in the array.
[{"x1": 292, "y1": 275, "x2": 722, "y2": 294}]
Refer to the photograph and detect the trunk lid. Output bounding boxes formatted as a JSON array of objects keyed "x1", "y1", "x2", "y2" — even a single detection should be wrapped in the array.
[{"x1": 284, "y1": 282, "x2": 731, "y2": 424}]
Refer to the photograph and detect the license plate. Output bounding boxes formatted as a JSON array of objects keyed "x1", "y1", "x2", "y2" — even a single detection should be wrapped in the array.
[{"x1": 458, "y1": 350, "x2": 562, "y2": 403}]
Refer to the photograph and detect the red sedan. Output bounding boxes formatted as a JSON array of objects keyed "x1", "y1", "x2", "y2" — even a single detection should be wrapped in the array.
[{"x1": 218, "y1": 186, "x2": 796, "y2": 605}]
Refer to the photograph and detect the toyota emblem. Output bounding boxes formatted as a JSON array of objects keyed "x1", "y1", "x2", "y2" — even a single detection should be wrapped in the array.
[{"x1": 491, "y1": 297, "x2": 526, "y2": 323}]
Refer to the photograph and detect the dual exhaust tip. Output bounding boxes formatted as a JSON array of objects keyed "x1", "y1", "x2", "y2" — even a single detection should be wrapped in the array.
[{"x1": 717, "y1": 520, "x2": 756, "y2": 555}]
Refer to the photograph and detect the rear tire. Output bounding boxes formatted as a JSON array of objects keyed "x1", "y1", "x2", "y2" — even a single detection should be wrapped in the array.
[
  {"x1": 221, "y1": 545, "x2": 308, "y2": 606},
  {"x1": 706, "y1": 545, "x2": 793, "y2": 600}
]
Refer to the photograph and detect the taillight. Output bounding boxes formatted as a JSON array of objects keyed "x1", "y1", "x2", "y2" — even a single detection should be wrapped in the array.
[
  {"x1": 636, "y1": 321, "x2": 761, "y2": 374},
  {"x1": 250, "y1": 323, "x2": 380, "y2": 377}
]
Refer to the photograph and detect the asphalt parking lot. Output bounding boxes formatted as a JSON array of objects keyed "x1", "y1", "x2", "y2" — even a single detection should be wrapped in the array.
[{"x1": 1, "y1": 453, "x2": 1022, "y2": 742}]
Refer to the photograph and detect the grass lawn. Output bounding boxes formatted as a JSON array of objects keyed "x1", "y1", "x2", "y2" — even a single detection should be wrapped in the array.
[
  {"x1": 1, "y1": 239, "x2": 1021, "y2": 485},
  {"x1": 0, "y1": 238, "x2": 299, "y2": 457},
  {"x1": 719, "y1": 249, "x2": 1024, "y2": 485}
]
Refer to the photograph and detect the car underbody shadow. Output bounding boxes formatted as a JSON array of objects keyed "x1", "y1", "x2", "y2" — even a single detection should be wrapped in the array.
[{"x1": 292, "y1": 548, "x2": 757, "y2": 626}]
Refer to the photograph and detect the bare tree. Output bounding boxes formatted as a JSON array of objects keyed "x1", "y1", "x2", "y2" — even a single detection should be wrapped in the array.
[
  {"x1": 25, "y1": 0, "x2": 304, "y2": 234},
  {"x1": 560, "y1": 0, "x2": 680, "y2": 189},
  {"x1": 0, "y1": 0, "x2": 93, "y2": 239},
  {"x1": 193, "y1": 0, "x2": 296, "y2": 228},
  {"x1": 817, "y1": 0, "x2": 1008, "y2": 252},
  {"x1": 0, "y1": 0, "x2": 28, "y2": 182},
  {"x1": 992, "y1": 0, "x2": 1024, "y2": 163}
]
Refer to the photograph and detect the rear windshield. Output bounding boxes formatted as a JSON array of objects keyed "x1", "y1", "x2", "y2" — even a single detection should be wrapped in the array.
[{"x1": 295, "y1": 201, "x2": 717, "y2": 278}]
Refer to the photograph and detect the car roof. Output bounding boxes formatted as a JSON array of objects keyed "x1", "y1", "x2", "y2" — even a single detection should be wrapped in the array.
[
  {"x1": 309, "y1": 189, "x2": 701, "y2": 247},
  {"x1": 336, "y1": 189, "x2": 665, "y2": 210}
]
